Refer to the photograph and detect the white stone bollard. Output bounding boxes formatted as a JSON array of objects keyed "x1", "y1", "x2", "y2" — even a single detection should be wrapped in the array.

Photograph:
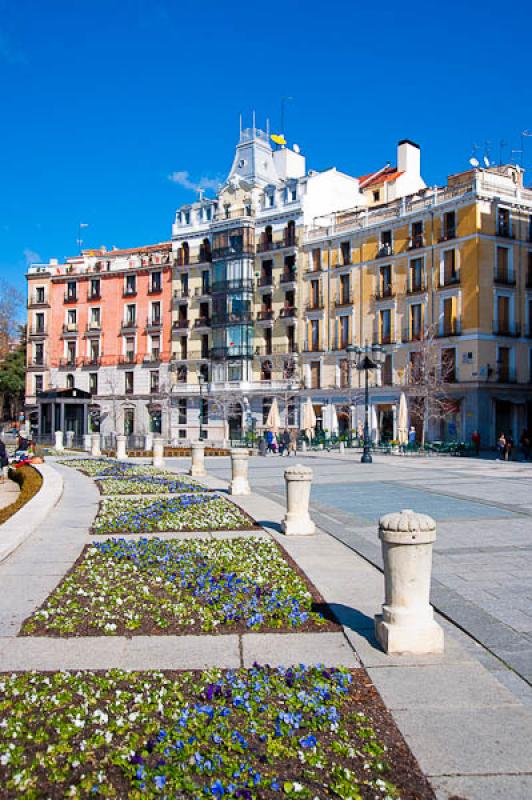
[
  {"x1": 189, "y1": 441, "x2": 206, "y2": 477},
  {"x1": 301, "y1": 440, "x2": 307, "y2": 452},
  {"x1": 91, "y1": 433, "x2": 101, "y2": 457},
  {"x1": 229, "y1": 448, "x2": 250, "y2": 495},
  {"x1": 65, "y1": 430, "x2": 74, "y2": 449},
  {"x1": 281, "y1": 464, "x2": 315, "y2": 536},
  {"x1": 375, "y1": 509, "x2": 444, "y2": 655},
  {"x1": 339, "y1": 441, "x2": 345, "y2": 454},
  {"x1": 54, "y1": 430, "x2": 64, "y2": 452},
  {"x1": 152, "y1": 437, "x2": 165, "y2": 468},
  {"x1": 83, "y1": 433, "x2": 92, "y2": 452},
  {"x1": 116, "y1": 434, "x2": 127, "y2": 460},
  {"x1": 144, "y1": 433, "x2": 153, "y2": 453}
]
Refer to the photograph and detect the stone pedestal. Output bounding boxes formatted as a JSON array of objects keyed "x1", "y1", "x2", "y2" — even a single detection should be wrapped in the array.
[
  {"x1": 116, "y1": 435, "x2": 127, "y2": 460},
  {"x1": 301, "y1": 441, "x2": 307, "y2": 452},
  {"x1": 152, "y1": 438, "x2": 165, "y2": 468},
  {"x1": 83, "y1": 434, "x2": 92, "y2": 452},
  {"x1": 189, "y1": 441, "x2": 206, "y2": 477},
  {"x1": 229, "y1": 449, "x2": 250, "y2": 495},
  {"x1": 144, "y1": 433, "x2": 153, "y2": 453},
  {"x1": 375, "y1": 509, "x2": 444, "y2": 655},
  {"x1": 54, "y1": 430, "x2": 64, "y2": 452},
  {"x1": 339, "y1": 441, "x2": 345, "y2": 454},
  {"x1": 281, "y1": 464, "x2": 315, "y2": 536},
  {"x1": 65, "y1": 430, "x2": 74, "y2": 449},
  {"x1": 91, "y1": 433, "x2": 101, "y2": 457}
]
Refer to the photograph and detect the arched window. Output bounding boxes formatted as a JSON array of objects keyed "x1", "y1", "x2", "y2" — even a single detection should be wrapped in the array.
[{"x1": 66, "y1": 374, "x2": 74, "y2": 389}]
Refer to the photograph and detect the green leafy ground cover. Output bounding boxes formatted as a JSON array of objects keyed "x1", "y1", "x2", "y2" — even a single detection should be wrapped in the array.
[
  {"x1": 0, "y1": 667, "x2": 434, "y2": 799},
  {"x1": 21, "y1": 537, "x2": 332, "y2": 636},
  {"x1": 57, "y1": 459, "x2": 173, "y2": 479},
  {"x1": 97, "y1": 476, "x2": 203, "y2": 495},
  {"x1": 92, "y1": 495, "x2": 255, "y2": 534}
]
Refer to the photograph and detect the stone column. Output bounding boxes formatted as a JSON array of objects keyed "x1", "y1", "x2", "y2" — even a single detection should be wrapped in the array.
[
  {"x1": 375, "y1": 509, "x2": 444, "y2": 655},
  {"x1": 91, "y1": 433, "x2": 101, "y2": 457},
  {"x1": 116, "y1": 434, "x2": 127, "y2": 460},
  {"x1": 152, "y1": 437, "x2": 165, "y2": 468},
  {"x1": 83, "y1": 433, "x2": 92, "y2": 452},
  {"x1": 189, "y1": 440, "x2": 206, "y2": 477},
  {"x1": 144, "y1": 432, "x2": 153, "y2": 453},
  {"x1": 229, "y1": 448, "x2": 250, "y2": 495},
  {"x1": 65, "y1": 430, "x2": 74, "y2": 449},
  {"x1": 281, "y1": 464, "x2": 315, "y2": 536},
  {"x1": 54, "y1": 430, "x2": 64, "y2": 452}
]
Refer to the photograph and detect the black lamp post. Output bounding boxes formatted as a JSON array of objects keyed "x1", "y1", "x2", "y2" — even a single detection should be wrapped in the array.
[
  {"x1": 346, "y1": 343, "x2": 384, "y2": 464},
  {"x1": 198, "y1": 374, "x2": 205, "y2": 441}
]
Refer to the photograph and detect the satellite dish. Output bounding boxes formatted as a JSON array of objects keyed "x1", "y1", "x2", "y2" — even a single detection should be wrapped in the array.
[
  {"x1": 483, "y1": 156, "x2": 490, "y2": 168},
  {"x1": 469, "y1": 158, "x2": 480, "y2": 168},
  {"x1": 293, "y1": 143, "x2": 301, "y2": 154}
]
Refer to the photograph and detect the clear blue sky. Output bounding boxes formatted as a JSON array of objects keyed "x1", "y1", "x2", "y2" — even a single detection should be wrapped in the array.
[{"x1": 1, "y1": 0, "x2": 530, "y2": 294}]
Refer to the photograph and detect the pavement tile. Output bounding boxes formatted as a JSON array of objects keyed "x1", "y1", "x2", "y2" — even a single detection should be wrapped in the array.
[
  {"x1": 242, "y1": 632, "x2": 360, "y2": 668},
  {"x1": 432, "y1": 775, "x2": 532, "y2": 800}
]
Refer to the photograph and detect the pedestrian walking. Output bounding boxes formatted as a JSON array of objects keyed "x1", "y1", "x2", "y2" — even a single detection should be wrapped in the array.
[
  {"x1": 408, "y1": 426, "x2": 416, "y2": 448},
  {"x1": 280, "y1": 429, "x2": 290, "y2": 456},
  {"x1": 471, "y1": 430, "x2": 481, "y2": 457},
  {"x1": 506, "y1": 430, "x2": 514, "y2": 461},
  {"x1": 497, "y1": 432, "x2": 506, "y2": 460},
  {"x1": 288, "y1": 428, "x2": 297, "y2": 456},
  {"x1": 258, "y1": 436, "x2": 267, "y2": 457}
]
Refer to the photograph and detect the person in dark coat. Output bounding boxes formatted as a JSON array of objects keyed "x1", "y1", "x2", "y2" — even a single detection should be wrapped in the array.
[{"x1": 0, "y1": 440, "x2": 9, "y2": 481}]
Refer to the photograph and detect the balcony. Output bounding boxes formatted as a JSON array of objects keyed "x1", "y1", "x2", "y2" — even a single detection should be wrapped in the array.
[
  {"x1": 439, "y1": 274, "x2": 460, "y2": 288},
  {"x1": 302, "y1": 343, "x2": 324, "y2": 353},
  {"x1": 148, "y1": 284, "x2": 163, "y2": 295},
  {"x1": 193, "y1": 317, "x2": 211, "y2": 329},
  {"x1": 28, "y1": 358, "x2": 45, "y2": 369},
  {"x1": 256, "y1": 236, "x2": 298, "y2": 253},
  {"x1": 58, "y1": 357, "x2": 78, "y2": 368},
  {"x1": 143, "y1": 352, "x2": 161, "y2": 365},
  {"x1": 305, "y1": 299, "x2": 324, "y2": 312},
  {"x1": 436, "y1": 322, "x2": 462, "y2": 338},
  {"x1": 28, "y1": 295, "x2": 49, "y2": 308},
  {"x1": 376, "y1": 244, "x2": 394, "y2": 259},
  {"x1": 496, "y1": 369, "x2": 517, "y2": 384},
  {"x1": 255, "y1": 344, "x2": 299, "y2": 356},
  {"x1": 335, "y1": 293, "x2": 352, "y2": 307},
  {"x1": 279, "y1": 306, "x2": 297, "y2": 319},
  {"x1": 408, "y1": 235, "x2": 424, "y2": 250},
  {"x1": 84, "y1": 323, "x2": 102, "y2": 336},
  {"x1": 61, "y1": 324, "x2": 79, "y2": 337},
  {"x1": 174, "y1": 251, "x2": 212, "y2": 267},
  {"x1": 213, "y1": 311, "x2": 253, "y2": 325},
  {"x1": 118, "y1": 354, "x2": 137, "y2": 366},
  {"x1": 63, "y1": 292, "x2": 77, "y2": 303},
  {"x1": 123, "y1": 288, "x2": 137, "y2": 298},
  {"x1": 211, "y1": 278, "x2": 253, "y2": 293},
  {"x1": 120, "y1": 319, "x2": 138, "y2": 332},
  {"x1": 210, "y1": 346, "x2": 254, "y2": 360},
  {"x1": 377, "y1": 333, "x2": 394, "y2": 345},
  {"x1": 211, "y1": 246, "x2": 255, "y2": 260},
  {"x1": 258, "y1": 274, "x2": 274, "y2": 289},
  {"x1": 494, "y1": 324, "x2": 521, "y2": 337},
  {"x1": 256, "y1": 309, "x2": 274, "y2": 323},
  {"x1": 407, "y1": 280, "x2": 426, "y2": 295},
  {"x1": 280, "y1": 271, "x2": 297, "y2": 285},
  {"x1": 29, "y1": 326, "x2": 47, "y2": 337},
  {"x1": 172, "y1": 320, "x2": 190, "y2": 332},
  {"x1": 439, "y1": 229, "x2": 456, "y2": 242},
  {"x1": 173, "y1": 288, "x2": 190, "y2": 301},
  {"x1": 194, "y1": 285, "x2": 211, "y2": 298},
  {"x1": 374, "y1": 285, "x2": 395, "y2": 301},
  {"x1": 494, "y1": 273, "x2": 516, "y2": 286},
  {"x1": 402, "y1": 327, "x2": 423, "y2": 343},
  {"x1": 496, "y1": 226, "x2": 513, "y2": 239},
  {"x1": 145, "y1": 316, "x2": 163, "y2": 330},
  {"x1": 81, "y1": 356, "x2": 101, "y2": 368},
  {"x1": 87, "y1": 291, "x2": 101, "y2": 301}
]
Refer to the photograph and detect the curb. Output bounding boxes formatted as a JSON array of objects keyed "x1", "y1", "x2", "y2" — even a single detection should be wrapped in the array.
[{"x1": 0, "y1": 463, "x2": 64, "y2": 563}]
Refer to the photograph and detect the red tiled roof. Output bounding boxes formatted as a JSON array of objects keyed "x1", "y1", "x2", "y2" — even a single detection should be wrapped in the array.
[{"x1": 358, "y1": 167, "x2": 403, "y2": 189}]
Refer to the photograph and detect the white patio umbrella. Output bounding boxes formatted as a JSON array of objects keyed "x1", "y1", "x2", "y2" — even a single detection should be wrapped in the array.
[
  {"x1": 398, "y1": 392, "x2": 408, "y2": 445},
  {"x1": 300, "y1": 398, "x2": 317, "y2": 440},
  {"x1": 265, "y1": 397, "x2": 281, "y2": 433},
  {"x1": 325, "y1": 404, "x2": 339, "y2": 436}
]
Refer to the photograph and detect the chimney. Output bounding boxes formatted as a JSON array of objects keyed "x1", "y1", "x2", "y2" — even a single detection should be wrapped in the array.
[{"x1": 397, "y1": 139, "x2": 420, "y2": 176}]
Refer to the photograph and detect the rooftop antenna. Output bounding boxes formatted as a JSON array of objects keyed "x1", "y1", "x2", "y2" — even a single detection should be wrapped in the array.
[
  {"x1": 483, "y1": 156, "x2": 491, "y2": 168},
  {"x1": 469, "y1": 157, "x2": 480, "y2": 168},
  {"x1": 252, "y1": 109, "x2": 256, "y2": 131},
  {"x1": 239, "y1": 113, "x2": 243, "y2": 137},
  {"x1": 266, "y1": 118, "x2": 270, "y2": 138},
  {"x1": 499, "y1": 139, "x2": 508, "y2": 166}
]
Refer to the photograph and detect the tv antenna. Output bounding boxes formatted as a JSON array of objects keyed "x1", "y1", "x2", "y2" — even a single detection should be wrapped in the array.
[
  {"x1": 499, "y1": 139, "x2": 508, "y2": 165},
  {"x1": 469, "y1": 157, "x2": 480, "y2": 168}
]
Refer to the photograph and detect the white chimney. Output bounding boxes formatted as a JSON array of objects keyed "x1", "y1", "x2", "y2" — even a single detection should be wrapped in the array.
[{"x1": 397, "y1": 139, "x2": 420, "y2": 177}]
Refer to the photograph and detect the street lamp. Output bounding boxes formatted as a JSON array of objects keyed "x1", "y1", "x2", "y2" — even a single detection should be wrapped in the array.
[
  {"x1": 347, "y1": 343, "x2": 384, "y2": 464},
  {"x1": 198, "y1": 374, "x2": 206, "y2": 441}
]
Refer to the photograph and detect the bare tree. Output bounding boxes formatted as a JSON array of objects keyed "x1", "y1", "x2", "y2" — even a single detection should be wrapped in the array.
[
  {"x1": 0, "y1": 281, "x2": 24, "y2": 351},
  {"x1": 257, "y1": 352, "x2": 302, "y2": 426},
  {"x1": 404, "y1": 322, "x2": 457, "y2": 445},
  {"x1": 206, "y1": 389, "x2": 245, "y2": 444}
]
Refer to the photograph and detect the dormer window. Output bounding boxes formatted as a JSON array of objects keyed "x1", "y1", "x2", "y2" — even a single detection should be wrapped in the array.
[
  {"x1": 266, "y1": 190, "x2": 275, "y2": 208},
  {"x1": 184, "y1": 210, "x2": 190, "y2": 225}
]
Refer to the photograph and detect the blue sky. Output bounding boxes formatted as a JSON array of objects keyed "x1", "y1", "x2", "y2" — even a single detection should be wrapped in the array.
[{"x1": 1, "y1": 0, "x2": 530, "y2": 294}]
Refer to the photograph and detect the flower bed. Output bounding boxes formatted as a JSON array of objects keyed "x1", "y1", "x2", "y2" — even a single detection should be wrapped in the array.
[
  {"x1": 21, "y1": 537, "x2": 334, "y2": 636},
  {"x1": 57, "y1": 458, "x2": 172, "y2": 479},
  {"x1": 0, "y1": 466, "x2": 43, "y2": 526},
  {"x1": 0, "y1": 667, "x2": 434, "y2": 799},
  {"x1": 97, "y1": 475, "x2": 203, "y2": 495},
  {"x1": 92, "y1": 494, "x2": 255, "y2": 534}
]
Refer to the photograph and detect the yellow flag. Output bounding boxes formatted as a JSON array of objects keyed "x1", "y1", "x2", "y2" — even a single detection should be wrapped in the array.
[{"x1": 271, "y1": 133, "x2": 287, "y2": 146}]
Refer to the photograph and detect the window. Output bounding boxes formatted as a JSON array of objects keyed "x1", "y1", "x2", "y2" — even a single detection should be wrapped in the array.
[
  {"x1": 442, "y1": 250, "x2": 458, "y2": 286},
  {"x1": 373, "y1": 190, "x2": 380, "y2": 202},
  {"x1": 310, "y1": 320, "x2": 320, "y2": 351},
  {"x1": 178, "y1": 399, "x2": 187, "y2": 425},
  {"x1": 89, "y1": 278, "x2": 100, "y2": 299},
  {"x1": 382, "y1": 354, "x2": 393, "y2": 385},
  {"x1": 442, "y1": 211, "x2": 456, "y2": 240},
  {"x1": 150, "y1": 271, "x2": 162, "y2": 293},
  {"x1": 528, "y1": 299, "x2": 532, "y2": 337},
  {"x1": 379, "y1": 309, "x2": 391, "y2": 344},
  {"x1": 125, "y1": 304, "x2": 136, "y2": 325},
  {"x1": 34, "y1": 343, "x2": 44, "y2": 365},
  {"x1": 125, "y1": 371, "x2": 134, "y2": 394},
  {"x1": 176, "y1": 365, "x2": 187, "y2": 383},
  {"x1": 340, "y1": 241, "x2": 351, "y2": 266},
  {"x1": 90, "y1": 307, "x2": 101, "y2": 328},
  {"x1": 411, "y1": 221, "x2": 424, "y2": 248},
  {"x1": 66, "y1": 374, "x2": 74, "y2": 389},
  {"x1": 124, "y1": 408, "x2": 135, "y2": 435},
  {"x1": 312, "y1": 248, "x2": 321, "y2": 271},
  {"x1": 151, "y1": 335, "x2": 160, "y2": 360},
  {"x1": 67, "y1": 309, "x2": 77, "y2": 328},
  {"x1": 497, "y1": 346, "x2": 511, "y2": 382},
  {"x1": 36, "y1": 286, "x2": 45, "y2": 304},
  {"x1": 339, "y1": 359, "x2": 349, "y2": 388},
  {"x1": 66, "y1": 281, "x2": 77, "y2": 300},
  {"x1": 310, "y1": 362, "x2": 321, "y2": 389},
  {"x1": 410, "y1": 304, "x2": 423, "y2": 340},
  {"x1": 35, "y1": 312, "x2": 45, "y2": 333},
  {"x1": 150, "y1": 371, "x2": 159, "y2": 393},
  {"x1": 496, "y1": 295, "x2": 510, "y2": 334},
  {"x1": 380, "y1": 230, "x2": 392, "y2": 255},
  {"x1": 125, "y1": 337, "x2": 135, "y2": 362},
  {"x1": 379, "y1": 265, "x2": 392, "y2": 297},
  {"x1": 528, "y1": 253, "x2": 532, "y2": 287},
  {"x1": 267, "y1": 191, "x2": 274, "y2": 208},
  {"x1": 150, "y1": 409, "x2": 162, "y2": 434},
  {"x1": 201, "y1": 270, "x2": 210, "y2": 294},
  {"x1": 410, "y1": 258, "x2": 424, "y2": 291},
  {"x1": 442, "y1": 297, "x2": 457, "y2": 335},
  {"x1": 497, "y1": 208, "x2": 511, "y2": 237},
  {"x1": 89, "y1": 372, "x2": 98, "y2": 394},
  {"x1": 496, "y1": 247, "x2": 511, "y2": 283},
  {"x1": 90, "y1": 340, "x2": 100, "y2": 362},
  {"x1": 441, "y1": 349, "x2": 456, "y2": 382},
  {"x1": 151, "y1": 302, "x2": 161, "y2": 325},
  {"x1": 35, "y1": 374, "x2": 43, "y2": 394},
  {"x1": 310, "y1": 280, "x2": 320, "y2": 308},
  {"x1": 339, "y1": 316, "x2": 349, "y2": 349},
  {"x1": 125, "y1": 274, "x2": 136, "y2": 296},
  {"x1": 67, "y1": 342, "x2": 76, "y2": 364}
]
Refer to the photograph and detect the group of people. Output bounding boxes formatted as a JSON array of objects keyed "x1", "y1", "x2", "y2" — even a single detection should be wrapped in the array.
[
  {"x1": 496, "y1": 429, "x2": 531, "y2": 461},
  {"x1": 258, "y1": 429, "x2": 298, "y2": 456}
]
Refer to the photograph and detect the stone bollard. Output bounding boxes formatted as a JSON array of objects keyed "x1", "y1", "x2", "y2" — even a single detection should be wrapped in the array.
[
  {"x1": 281, "y1": 464, "x2": 315, "y2": 536},
  {"x1": 339, "y1": 441, "x2": 345, "y2": 454},
  {"x1": 116, "y1": 434, "x2": 127, "y2": 460},
  {"x1": 375, "y1": 509, "x2": 444, "y2": 655},
  {"x1": 144, "y1": 432, "x2": 153, "y2": 453},
  {"x1": 65, "y1": 430, "x2": 74, "y2": 449},
  {"x1": 83, "y1": 433, "x2": 92, "y2": 452},
  {"x1": 229, "y1": 448, "x2": 250, "y2": 495},
  {"x1": 152, "y1": 437, "x2": 165, "y2": 468},
  {"x1": 189, "y1": 440, "x2": 206, "y2": 477},
  {"x1": 91, "y1": 433, "x2": 101, "y2": 457},
  {"x1": 301, "y1": 440, "x2": 307, "y2": 452},
  {"x1": 54, "y1": 430, "x2": 64, "y2": 452}
]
